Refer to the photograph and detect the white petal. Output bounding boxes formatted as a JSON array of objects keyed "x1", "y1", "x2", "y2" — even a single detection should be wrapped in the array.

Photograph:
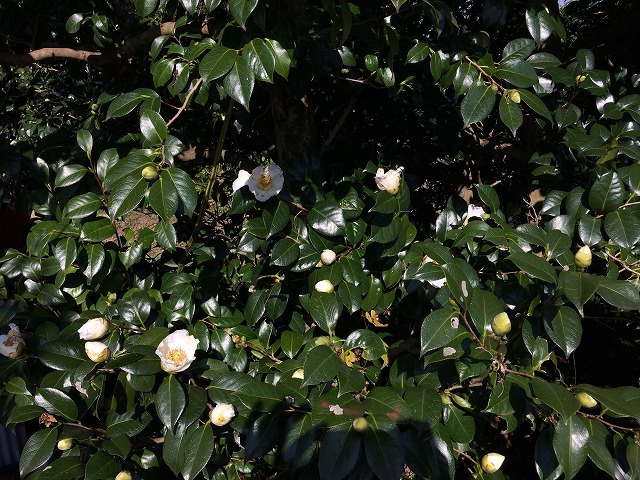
[{"x1": 232, "y1": 170, "x2": 251, "y2": 192}]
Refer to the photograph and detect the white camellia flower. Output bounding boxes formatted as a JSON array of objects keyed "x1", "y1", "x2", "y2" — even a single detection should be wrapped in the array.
[
  {"x1": 78, "y1": 317, "x2": 109, "y2": 340},
  {"x1": 0, "y1": 323, "x2": 25, "y2": 359},
  {"x1": 155, "y1": 329, "x2": 199, "y2": 373},
  {"x1": 232, "y1": 164, "x2": 284, "y2": 202},
  {"x1": 374, "y1": 167, "x2": 403, "y2": 194},
  {"x1": 210, "y1": 403, "x2": 235, "y2": 426},
  {"x1": 462, "y1": 204, "x2": 486, "y2": 225},
  {"x1": 315, "y1": 279, "x2": 335, "y2": 293},
  {"x1": 320, "y1": 249, "x2": 337, "y2": 265},
  {"x1": 85, "y1": 341, "x2": 110, "y2": 362}
]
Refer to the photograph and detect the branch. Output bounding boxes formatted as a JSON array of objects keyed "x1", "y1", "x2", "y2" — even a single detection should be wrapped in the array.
[
  {"x1": 0, "y1": 21, "x2": 210, "y2": 66},
  {"x1": 166, "y1": 77, "x2": 203, "y2": 127}
]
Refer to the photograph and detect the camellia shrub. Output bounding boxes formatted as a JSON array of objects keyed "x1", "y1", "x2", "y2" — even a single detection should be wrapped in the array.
[{"x1": 1, "y1": 1, "x2": 640, "y2": 479}]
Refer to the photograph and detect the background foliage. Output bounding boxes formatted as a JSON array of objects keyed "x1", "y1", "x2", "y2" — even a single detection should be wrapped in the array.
[{"x1": 1, "y1": 0, "x2": 640, "y2": 479}]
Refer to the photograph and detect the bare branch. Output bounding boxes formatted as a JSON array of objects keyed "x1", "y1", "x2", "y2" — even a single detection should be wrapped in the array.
[{"x1": 0, "y1": 21, "x2": 210, "y2": 66}]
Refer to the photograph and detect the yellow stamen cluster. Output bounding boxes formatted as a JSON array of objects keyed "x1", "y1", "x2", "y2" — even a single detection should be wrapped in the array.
[
  {"x1": 258, "y1": 173, "x2": 273, "y2": 190},
  {"x1": 166, "y1": 348, "x2": 187, "y2": 364}
]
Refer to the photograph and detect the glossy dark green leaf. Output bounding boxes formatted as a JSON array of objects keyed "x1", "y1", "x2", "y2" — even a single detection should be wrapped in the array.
[
  {"x1": 155, "y1": 221, "x2": 177, "y2": 251},
  {"x1": 404, "y1": 387, "x2": 441, "y2": 429},
  {"x1": 280, "y1": 330, "x2": 303, "y2": 358},
  {"x1": 519, "y1": 88, "x2": 552, "y2": 122},
  {"x1": 85, "y1": 450, "x2": 120, "y2": 480},
  {"x1": 63, "y1": 192, "x2": 102, "y2": 220},
  {"x1": 318, "y1": 427, "x2": 360, "y2": 480},
  {"x1": 344, "y1": 329, "x2": 386, "y2": 361},
  {"x1": 502, "y1": 38, "x2": 536, "y2": 62},
  {"x1": 553, "y1": 415, "x2": 589, "y2": 480},
  {"x1": 309, "y1": 200, "x2": 346, "y2": 236},
  {"x1": 532, "y1": 377, "x2": 580, "y2": 421},
  {"x1": 108, "y1": 173, "x2": 147, "y2": 219},
  {"x1": 507, "y1": 252, "x2": 557, "y2": 283},
  {"x1": 244, "y1": 413, "x2": 280, "y2": 459},
  {"x1": 468, "y1": 288, "x2": 504, "y2": 336},
  {"x1": 181, "y1": 422, "x2": 214, "y2": 480},
  {"x1": 461, "y1": 84, "x2": 496, "y2": 127},
  {"x1": 499, "y1": 94, "x2": 523, "y2": 136},
  {"x1": 420, "y1": 307, "x2": 459, "y2": 355},
  {"x1": 80, "y1": 218, "x2": 116, "y2": 243},
  {"x1": 302, "y1": 345, "x2": 342, "y2": 386},
  {"x1": 596, "y1": 277, "x2": 640, "y2": 311},
  {"x1": 199, "y1": 46, "x2": 236, "y2": 82},
  {"x1": 105, "y1": 92, "x2": 145, "y2": 120},
  {"x1": 55, "y1": 164, "x2": 88, "y2": 189},
  {"x1": 152, "y1": 58, "x2": 174, "y2": 87},
  {"x1": 364, "y1": 419, "x2": 404, "y2": 480},
  {"x1": 156, "y1": 375, "x2": 186, "y2": 431},
  {"x1": 265, "y1": 39, "x2": 291, "y2": 79},
  {"x1": 39, "y1": 341, "x2": 88, "y2": 371},
  {"x1": 604, "y1": 210, "x2": 640, "y2": 249},
  {"x1": 140, "y1": 110, "x2": 167, "y2": 144},
  {"x1": 406, "y1": 41, "x2": 429, "y2": 64},
  {"x1": 307, "y1": 292, "x2": 340, "y2": 333},
  {"x1": 588, "y1": 171, "x2": 625, "y2": 213},
  {"x1": 229, "y1": 0, "x2": 258, "y2": 27},
  {"x1": 573, "y1": 384, "x2": 640, "y2": 419},
  {"x1": 223, "y1": 55, "x2": 254, "y2": 111},
  {"x1": 543, "y1": 306, "x2": 582, "y2": 356},
  {"x1": 585, "y1": 419, "x2": 617, "y2": 478},
  {"x1": 65, "y1": 13, "x2": 84, "y2": 33},
  {"x1": 526, "y1": 7, "x2": 554, "y2": 43},
  {"x1": 19, "y1": 427, "x2": 58, "y2": 478},
  {"x1": 234, "y1": 381, "x2": 286, "y2": 412},
  {"x1": 35, "y1": 388, "x2": 78, "y2": 421},
  {"x1": 148, "y1": 173, "x2": 179, "y2": 221},
  {"x1": 496, "y1": 59, "x2": 539, "y2": 88},
  {"x1": 243, "y1": 38, "x2": 275, "y2": 82},
  {"x1": 39, "y1": 456, "x2": 85, "y2": 480},
  {"x1": 442, "y1": 404, "x2": 475, "y2": 443},
  {"x1": 132, "y1": 0, "x2": 159, "y2": 16},
  {"x1": 281, "y1": 414, "x2": 316, "y2": 467}
]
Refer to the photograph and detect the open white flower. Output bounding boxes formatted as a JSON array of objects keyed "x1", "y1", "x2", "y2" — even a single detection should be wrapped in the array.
[
  {"x1": 375, "y1": 167, "x2": 403, "y2": 194},
  {"x1": 232, "y1": 164, "x2": 284, "y2": 202},
  {"x1": 0, "y1": 323, "x2": 25, "y2": 359},
  {"x1": 78, "y1": 317, "x2": 109, "y2": 340},
  {"x1": 155, "y1": 329, "x2": 199, "y2": 373},
  {"x1": 85, "y1": 341, "x2": 110, "y2": 362},
  {"x1": 462, "y1": 204, "x2": 486, "y2": 225},
  {"x1": 210, "y1": 403, "x2": 235, "y2": 426}
]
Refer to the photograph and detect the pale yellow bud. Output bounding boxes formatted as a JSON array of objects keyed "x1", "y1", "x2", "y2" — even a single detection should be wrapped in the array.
[
  {"x1": 84, "y1": 341, "x2": 110, "y2": 362},
  {"x1": 320, "y1": 249, "x2": 337, "y2": 265},
  {"x1": 508, "y1": 90, "x2": 521, "y2": 103},
  {"x1": 57, "y1": 438, "x2": 74, "y2": 451},
  {"x1": 576, "y1": 392, "x2": 598, "y2": 409},
  {"x1": 491, "y1": 312, "x2": 512, "y2": 336},
  {"x1": 481, "y1": 453, "x2": 505, "y2": 473},
  {"x1": 141, "y1": 165, "x2": 159, "y2": 181},
  {"x1": 352, "y1": 417, "x2": 370, "y2": 432},
  {"x1": 574, "y1": 246, "x2": 592, "y2": 268},
  {"x1": 115, "y1": 471, "x2": 133, "y2": 480},
  {"x1": 315, "y1": 280, "x2": 334, "y2": 293}
]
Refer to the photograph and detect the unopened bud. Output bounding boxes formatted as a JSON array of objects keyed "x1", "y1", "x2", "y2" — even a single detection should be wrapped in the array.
[
  {"x1": 85, "y1": 341, "x2": 110, "y2": 362},
  {"x1": 141, "y1": 165, "x2": 159, "y2": 181},
  {"x1": 315, "y1": 280, "x2": 334, "y2": 293},
  {"x1": 115, "y1": 471, "x2": 133, "y2": 480},
  {"x1": 574, "y1": 246, "x2": 592, "y2": 268},
  {"x1": 576, "y1": 74, "x2": 587, "y2": 83},
  {"x1": 315, "y1": 336, "x2": 331, "y2": 346},
  {"x1": 576, "y1": 392, "x2": 598, "y2": 409},
  {"x1": 352, "y1": 417, "x2": 370, "y2": 432},
  {"x1": 451, "y1": 393, "x2": 472, "y2": 409},
  {"x1": 508, "y1": 90, "x2": 521, "y2": 103},
  {"x1": 320, "y1": 249, "x2": 337, "y2": 265},
  {"x1": 491, "y1": 312, "x2": 511, "y2": 336},
  {"x1": 481, "y1": 453, "x2": 505, "y2": 473},
  {"x1": 57, "y1": 438, "x2": 74, "y2": 451}
]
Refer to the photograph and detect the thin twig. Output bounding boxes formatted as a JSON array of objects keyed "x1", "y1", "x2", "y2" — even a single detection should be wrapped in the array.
[
  {"x1": 578, "y1": 411, "x2": 640, "y2": 433},
  {"x1": 166, "y1": 78, "x2": 203, "y2": 127},
  {"x1": 465, "y1": 56, "x2": 506, "y2": 93}
]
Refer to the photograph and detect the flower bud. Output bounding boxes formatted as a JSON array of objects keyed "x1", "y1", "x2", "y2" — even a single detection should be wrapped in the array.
[
  {"x1": 574, "y1": 246, "x2": 592, "y2": 268},
  {"x1": 85, "y1": 341, "x2": 110, "y2": 362},
  {"x1": 508, "y1": 90, "x2": 521, "y2": 103},
  {"x1": 352, "y1": 417, "x2": 370, "y2": 433},
  {"x1": 315, "y1": 280, "x2": 334, "y2": 293},
  {"x1": 57, "y1": 438, "x2": 74, "y2": 451},
  {"x1": 210, "y1": 403, "x2": 235, "y2": 427},
  {"x1": 115, "y1": 471, "x2": 133, "y2": 480},
  {"x1": 141, "y1": 165, "x2": 159, "y2": 181},
  {"x1": 491, "y1": 312, "x2": 512, "y2": 336},
  {"x1": 440, "y1": 393, "x2": 452, "y2": 405},
  {"x1": 481, "y1": 453, "x2": 505, "y2": 473},
  {"x1": 78, "y1": 317, "x2": 109, "y2": 340},
  {"x1": 451, "y1": 394, "x2": 472, "y2": 409},
  {"x1": 576, "y1": 74, "x2": 587, "y2": 83},
  {"x1": 576, "y1": 392, "x2": 598, "y2": 409},
  {"x1": 315, "y1": 336, "x2": 331, "y2": 346},
  {"x1": 320, "y1": 249, "x2": 337, "y2": 265},
  {"x1": 291, "y1": 368, "x2": 304, "y2": 380}
]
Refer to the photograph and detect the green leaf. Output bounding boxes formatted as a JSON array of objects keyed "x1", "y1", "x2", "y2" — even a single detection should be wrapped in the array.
[
  {"x1": 244, "y1": 413, "x2": 280, "y2": 459},
  {"x1": 507, "y1": 252, "x2": 557, "y2": 283},
  {"x1": 552, "y1": 415, "x2": 590, "y2": 480},
  {"x1": 223, "y1": 56, "x2": 255, "y2": 111},
  {"x1": 319, "y1": 427, "x2": 360, "y2": 480},
  {"x1": 588, "y1": 171, "x2": 625, "y2": 213},
  {"x1": 364, "y1": 388, "x2": 408, "y2": 421},
  {"x1": 604, "y1": 210, "x2": 640, "y2": 249},
  {"x1": 148, "y1": 173, "x2": 179, "y2": 221},
  {"x1": 344, "y1": 329, "x2": 386, "y2": 361},
  {"x1": 281, "y1": 414, "x2": 316, "y2": 468},
  {"x1": 243, "y1": 38, "x2": 275, "y2": 82},
  {"x1": 140, "y1": 110, "x2": 167, "y2": 144},
  {"x1": 81, "y1": 243, "x2": 105, "y2": 281},
  {"x1": 475, "y1": 184, "x2": 500, "y2": 213},
  {"x1": 420, "y1": 307, "x2": 459, "y2": 355},
  {"x1": 442, "y1": 404, "x2": 475, "y2": 443},
  {"x1": 181, "y1": 423, "x2": 214, "y2": 480},
  {"x1": 108, "y1": 173, "x2": 147, "y2": 219},
  {"x1": 404, "y1": 387, "x2": 441, "y2": 429},
  {"x1": 66, "y1": 13, "x2": 84, "y2": 33},
  {"x1": 519, "y1": 88, "x2": 552, "y2": 122},
  {"x1": 199, "y1": 46, "x2": 236, "y2": 82},
  {"x1": 558, "y1": 271, "x2": 599, "y2": 316},
  {"x1": 502, "y1": 38, "x2": 536, "y2": 62},
  {"x1": 39, "y1": 341, "x2": 87, "y2": 371},
  {"x1": 80, "y1": 218, "x2": 116, "y2": 243},
  {"x1": 302, "y1": 345, "x2": 342, "y2": 386},
  {"x1": 468, "y1": 289, "x2": 504, "y2": 336},
  {"x1": 152, "y1": 58, "x2": 174, "y2": 87},
  {"x1": 105, "y1": 92, "x2": 145, "y2": 120},
  {"x1": 63, "y1": 192, "x2": 102, "y2": 220},
  {"x1": 364, "y1": 419, "x2": 404, "y2": 480},
  {"x1": 499, "y1": 94, "x2": 523, "y2": 136},
  {"x1": 596, "y1": 277, "x2": 640, "y2": 310},
  {"x1": 573, "y1": 384, "x2": 640, "y2": 419},
  {"x1": 526, "y1": 7, "x2": 554, "y2": 43},
  {"x1": 156, "y1": 375, "x2": 186, "y2": 431},
  {"x1": 406, "y1": 41, "x2": 429, "y2": 64},
  {"x1": 460, "y1": 84, "x2": 496, "y2": 127},
  {"x1": 133, "y1": 0, "x2": 159, "y2": 16},
  {"x1": 585, "y1": 419, "x2": 618, "y2": 478},
  {"x1": 307, "y1": 292, "x2": 340, "y2": 333},
  {"x1": 270, "y1": 237, "x2": 299, "y2": 266},
  {"x1": 578, "y1": 215, "x2": 602, "y2": 246},
  {"x1": 371, "y1": 190, "x2": 399, "y2": 214},
  {"x1": 229, "y1": 0, "x2": 258, "y2": 27},
  {"x1": 85, "y1": 450, "x2": 120, "y2": 480},
  {"x1": 496, "y1": 59, "x2": 539, "y2": 88},
  {"x1": 35, "y1": 388, "x2": 78, "y2": 421},
  {"x1": 55, "y1": 164, "x2": 88, "y2": 189},
  {"x1": 309, "y1": 200, "x2": 346, "y2": 236},
  {"x1": 543, "y1": 306, "x2": 582, "y2": 356},
  {"x1": 39, "y1": 456, "x2": 85, "y2": 480},
  {"x1": 532, "y1": 377, "x2": 580, "y2": 422},
  {"x1": 19, "y1": 427, "x2": 58, "y2": 478},
  {"x1": 265, "y1": 39, "x2": 291, "y2": 79},
  {"x1": 77, "y1": 129, "x2": 93, "y2": 155},
  {"x1": 234, "y1": 381, "x2": 286, "y2": 412}
]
